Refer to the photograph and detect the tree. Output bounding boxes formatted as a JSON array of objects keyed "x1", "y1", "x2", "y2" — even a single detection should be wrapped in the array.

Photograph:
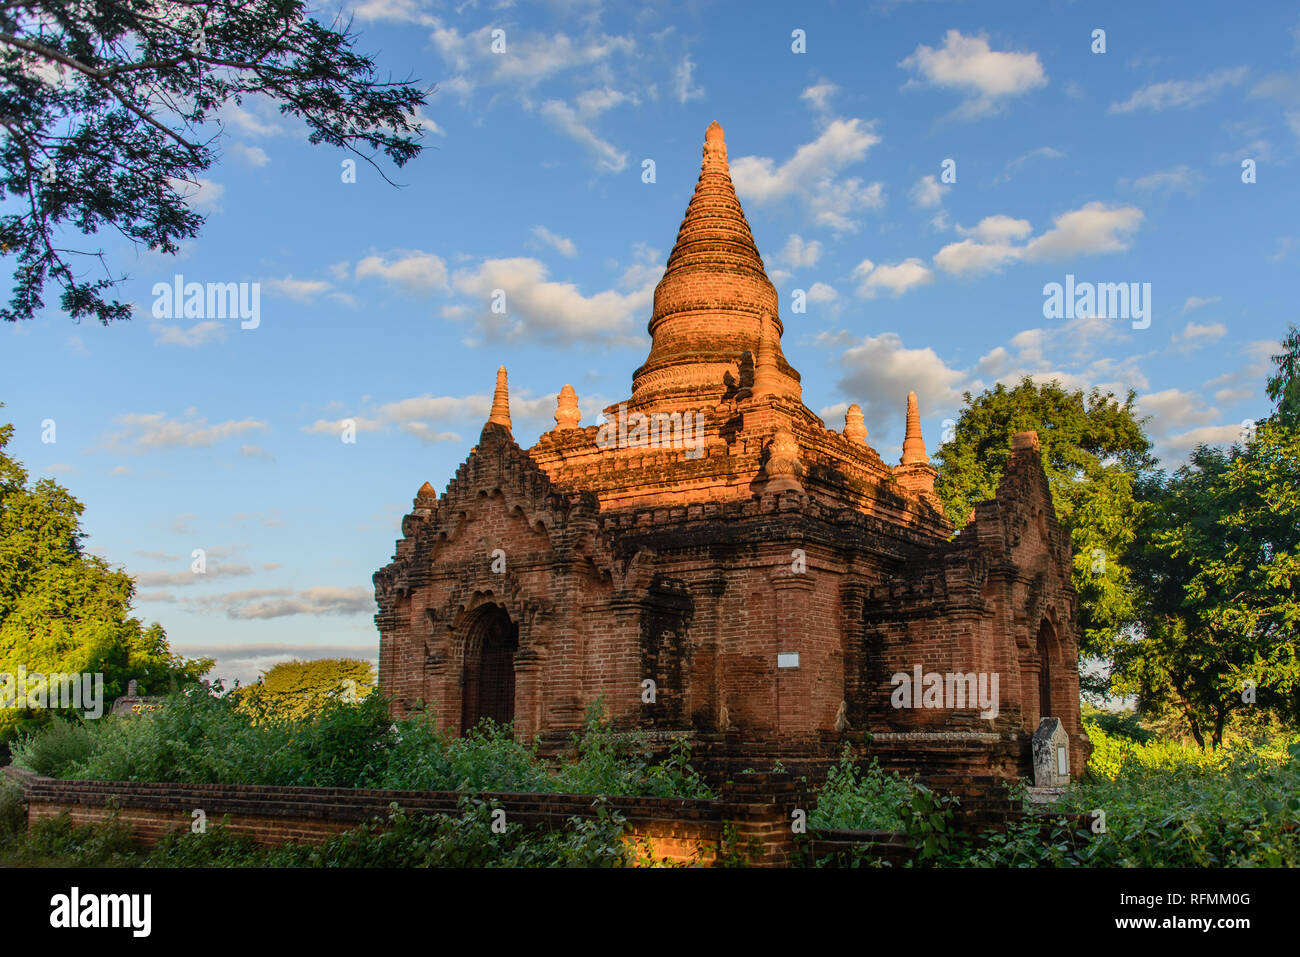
[
  {"x1": 0, "y1": 410, "x2": 211, "y2": 743},
  {"x1": 1266, "y1": 324, "x2": 1300, "y2": 428},
  {"x1": 1121, "y1": 425, "x2": 1300, "y2": 748},
  {"x1": 1119, "y1": 328, "x2": 1300, "y2": 747},
  {"x1": 237, "y1": 657, "x2": 374, "y2": 720},
  {"x1": 1, "y1": 0, "x2": 428, "y2": 324},
  {"x1": 932, "y1": 379, "x2": 1156, "y2": 683}
]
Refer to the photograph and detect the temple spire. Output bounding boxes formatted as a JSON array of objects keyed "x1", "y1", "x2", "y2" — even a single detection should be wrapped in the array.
[
  {"x1": 629, "y1": 120, "x2": 800, "y2": 411},
  {"x1": 487, "y1": 366, "x2": 511, "y2": 430},
  {"x1": 554, "y1": 384, "x2": 581, "y2": 431},
  {"x1": 901, "y1": 391, "x2": 928, "y2": 465},
  {"x1": 844, "y1": 403, "x2": 867, "y2": 445}
]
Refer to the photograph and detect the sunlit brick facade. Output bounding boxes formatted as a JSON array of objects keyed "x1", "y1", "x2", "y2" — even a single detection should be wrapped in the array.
[{"x1": 374, "y1": 123, "x2": 1088, "y2": 783}]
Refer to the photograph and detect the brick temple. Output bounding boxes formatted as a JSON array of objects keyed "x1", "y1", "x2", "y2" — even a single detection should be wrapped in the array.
[{"x1": 374, "y1": 122, "x2": 1088, "y2": 786}]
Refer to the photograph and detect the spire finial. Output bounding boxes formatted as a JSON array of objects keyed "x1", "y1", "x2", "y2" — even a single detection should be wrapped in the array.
[
  {"x1": 844, "y1": 403, "x2": 867, "y2": 445},
  {"x1": 901, "y1": 391, "x2": 928, "y2": 465},
  {"x1": 488, "y1": 365, "x2": 511, "y2": 430},
  {"x1": 702, "y1": 120, "x2": 728, "y2": 169},
  {"x1": 554, "y1": 384, "x2": 580, "y2": 431}
]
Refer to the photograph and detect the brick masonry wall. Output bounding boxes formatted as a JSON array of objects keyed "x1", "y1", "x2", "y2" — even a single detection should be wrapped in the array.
[{"x1": 7, "y1": 767, "x2": 808, "y2": 868}]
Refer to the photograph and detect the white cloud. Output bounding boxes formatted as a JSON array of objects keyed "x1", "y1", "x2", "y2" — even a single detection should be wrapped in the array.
[
  {"x1": 996, "y1": 146, "x2": 1064, "y2": 182},
  {"x1": 835, "y1": 332, "x2": 968, "y2": 437},
  {"x1": 801, "y1": 82, "x2": 838, "y2": 114},
  {"x1": 531, "y1": 225, "x2": 578, "y2": 258},
  {"x1": 304, "y1": 389, "x2": 556, "y2": 442},
  {"x1": 933, "y1": 238, "x2": 1021, "y2": 276},
  {"x1": 899, "y1": 30, "x2": 1047, "y2": 118},
  {"x1": 170, "y1": 177, "x2": 224, "y2": 212},
  {"x1": 134, "y1": 564, "x2": 256, "y2": 587},
  {"x1": 430, "y1": 25, "x2": 636, "y2": 96},
  {"x1": 228, "y1": 142, "x2": 270, "y2": 167},
  {"x1": 447, "y1": 256, "x2": 655, "y2": 345},
  {"x1": 1136, "y1": 388, "x2": 1220, "y2": 435},
  {"x1": 264, "y1": 276, "x2": 332, "y2": 301},
  {"x1": 1128, "y1": 165, "x2": 1204, "y2": 191},
  {"x1": 731, "y1": 119, "x2": 884, "y2": 233},
  {"x1": 673, "y1": 55, "x2": 704, "y2": 103},
  {"x1": 1182, "y1": 295, "x2": 1222, "y2": 313},
  {"x1": 937, "y1": 203, "x2": 1141, "y2": 276},
  {"x1": 151, "y1": 320, "x2": 227, "y2": 348},
  {"x1": 1022, "y1": 202, "x2": 1144, "y2": 261},
  {"x1": 1171, "y1": 321, "x2": 1227, "y2": 351},
  {"x1": 957, "y1": 214, "x2": 1033, "y2": 244},
  {"x1": 910, "y1": 174, "x2": 948, "y2": 209},
  {"x1": 355, "y1": 249, "x2": 449, "y2": 292},
  {"x1": 351, "y1": 0, "x2": 437, "y2": 26},
  {"x1": 240, "y1": 444, "x2": 275, "y2": 462},
  {"x1": 105, "y1": 412, "x2": 268, "y2": 451},
  {"x1": 853, "y1": 258, "x2": 934, "y2": 298},
  {"x1": 539, "y1": 95, "x2": 628, "y2": 173},
  {"x1": 216, "y1": 99, "x2": 289, "y2": 138},
  {"x1": 777, "y1": 234, "x2": 822, "y2": 269},
  {"x1": 807, "y1": 281, "x2": 838, "y2": 303},
  {"x1": 179, "y1": 586, "x2": 376, "y2": 620},
  {"x1": 1109, "y1": 67, "x2": 1248, "y2": 113}
]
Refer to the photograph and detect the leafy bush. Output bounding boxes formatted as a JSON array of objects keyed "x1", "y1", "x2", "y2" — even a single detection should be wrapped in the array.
[
  {"x1": 10, "y1": 717, "x2": 97, "y2": 777},
  {"x1": 148, "y1": 799, "x2": 637, "y2": 868},
  {"x1": 809, "y1": 746, "x2": 913, "y2": 831},
  {"x1": 553, "y1": 701, "x2": 713, "y2": 799},
  {"x1": 0, "y1": 778, "x2": 26, "y2": 841},
  {"x1": 15, "y1": 686, "x2": 712, "y2": 799},
  {"x1": 948, "y1": 745, "x2": 1300, "y2": 867}
]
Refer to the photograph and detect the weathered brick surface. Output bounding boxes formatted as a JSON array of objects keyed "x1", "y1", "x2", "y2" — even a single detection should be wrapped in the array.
[
  {"x1": 374, "y1": 123, "x2": 1090, "y2": 786},
  {"x1": 14, "y1": 770, "x2": 810, "y2": 867}
]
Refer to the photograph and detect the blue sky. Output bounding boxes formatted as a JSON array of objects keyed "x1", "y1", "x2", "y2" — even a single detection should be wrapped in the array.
[{"x1": 3, "y1": 0, "x2": 1298, "y2": 684}]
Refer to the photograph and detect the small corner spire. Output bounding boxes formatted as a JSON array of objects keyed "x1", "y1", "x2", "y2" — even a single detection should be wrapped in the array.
[
  {"x1": 554, "y1": 383, "x2": 581, "y2": 431},
  {"x1": 488, "y1": 365, "x2": 511, "y2": 430},
  {"x1": 844, "y1": 403, "x2": 867, "y2": 445},
  {"x1": 901, "y1": 391, "x2": 928, "y2": 465}
]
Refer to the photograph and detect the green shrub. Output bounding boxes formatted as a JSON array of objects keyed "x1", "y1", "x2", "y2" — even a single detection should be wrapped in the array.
[
  {"x1": 554, "y1": 701, "x2": 713, "y2": 799},
  {"x1": 0, "y1": 778, "x2": 26, "y2": 841},
  {"x1": 809, "y1": 746, "x2": 913, "y2": 831},
  {"x1": 11, "y1": 717, "x2": 98, "y2": 777},
  {"x1": 19, "y1": 687, "x2": 712, "y2": 800}
]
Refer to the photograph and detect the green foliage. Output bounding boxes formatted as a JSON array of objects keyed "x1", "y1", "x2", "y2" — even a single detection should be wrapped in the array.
[
  {"x1": 0, "y1": 777, "x2": 25, "y2": 840},
  {"x1": 235, "y1": 658, "x2": 375, "y2": 721},
  {"x1": 1266, "y1": 324, "x2": 1300, "y2": 428},
  {"x1": 0, "y1": 1, "x2": 428, "y2": 324},
  {"x1": 375, "y1": 714, "x2": 549, "y2": 792},
  {"x1": 15, "y1": 686, "x2": 713, "y2": 799},
  {"x1": 1083, "y1": 716, "x2": 1296, "y2": 778},
  {"x1": 902, "y1": 783, "x2": 957, "y2": 862},
  {"x1": 9, "y1": 715, "x2": 96, "y2": 776},
  {"x1": 808, "y1": 745, "x2": 913, "y2": 831},
  {"x1": 1080, "y1": 703, "x2": 1154, "y2": 745},
  {"x1": 2, "y1": 799, "x2": 639, "y2": 869},
  {"x1": 6, "y1": 811, "x2": 140, "y2": 867},
  {"x1": 1123, "y1": 419, "x2": 1300, "y2": 746},
  {"x1": 943, "y1": 729, "x2": 1300, "y2": 867},
  {"x1": 552, "y1": 700, "x2": 713, "y2": 799},
  {"x1": 931, "y1": 379, "x2": 1155, "y2": 674},
  {"x1": 714, "y1": 822, "x2": 763, "y2": 868},
  {"x1": 22, "y1": 684, "x2": 394, "y2": 788},
  {"x1": 0, "y1": 413, "x2": 212, "y2": 743}
]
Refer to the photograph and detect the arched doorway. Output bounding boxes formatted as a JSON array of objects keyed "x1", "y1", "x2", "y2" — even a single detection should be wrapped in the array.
[
  {"x1": 1036, "y1": 620, "x2": 1054, "y2": 722},
  {"x1": 461, "y1": 604, "x2": 518, "y2": 733}
]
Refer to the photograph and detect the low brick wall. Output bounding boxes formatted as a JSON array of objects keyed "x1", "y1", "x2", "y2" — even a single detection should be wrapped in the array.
[{"x1": 4, "y1": 766, "x2": 809, "y2": 867}]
